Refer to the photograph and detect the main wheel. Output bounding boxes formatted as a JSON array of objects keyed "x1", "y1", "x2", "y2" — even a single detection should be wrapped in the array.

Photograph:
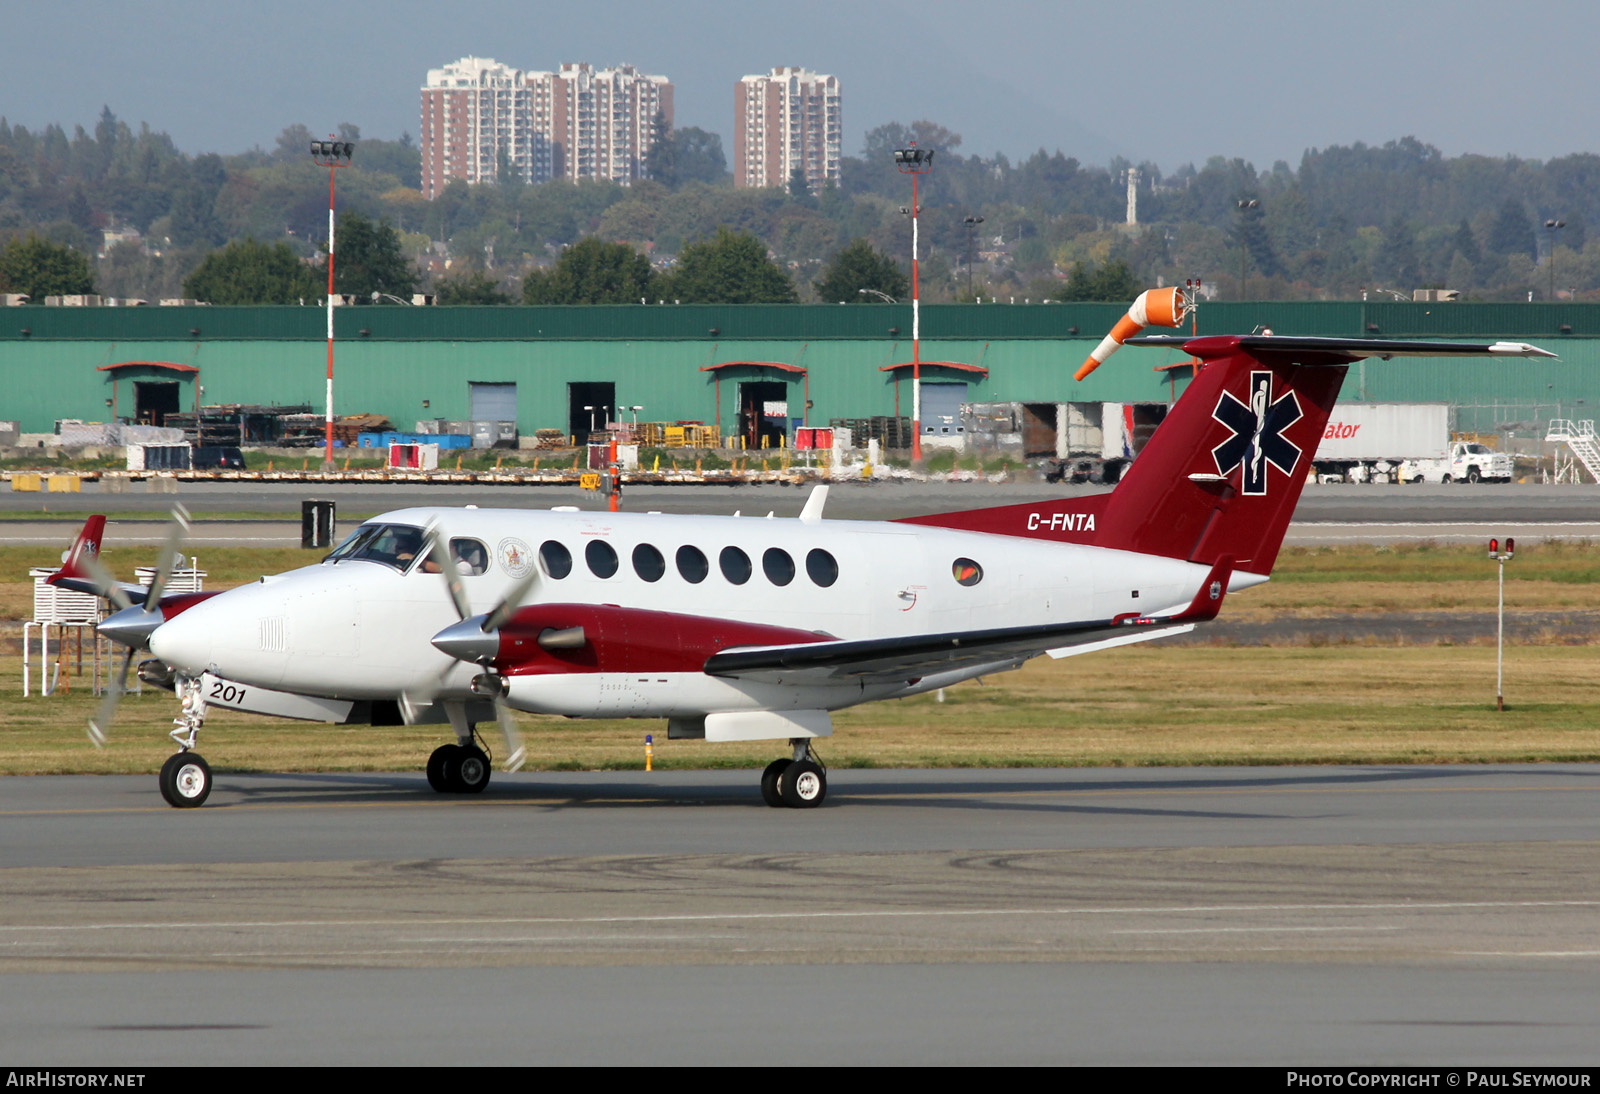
[
  {"x1": 446, "y1": 745, "x2": 491, "y2": 794},
  {"x1": 1467, "y1": 467, "x2": 1481, "y2": 483},
  {"x1": 159, "y1": 752, "x2": 212, "y2": 808},
  {"x1": 780, "y1": 760, "x2": 826, "y2": 809},
  {"x1": 426, "y1": 744, "x2": 459, "y2": 793},
  {"x1": 760, "y1": 758, "x2": 791, "y2": 808}
]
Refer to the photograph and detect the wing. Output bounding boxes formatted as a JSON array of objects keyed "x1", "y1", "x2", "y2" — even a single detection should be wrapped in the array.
[{"x1": 704, "y1": 557, "x2": 1232, "y2": 685}]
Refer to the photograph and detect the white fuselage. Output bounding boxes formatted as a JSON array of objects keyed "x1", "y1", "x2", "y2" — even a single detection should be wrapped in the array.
[{"x1": 149, "y1": 505, "x2": 1250, "y2": 720}]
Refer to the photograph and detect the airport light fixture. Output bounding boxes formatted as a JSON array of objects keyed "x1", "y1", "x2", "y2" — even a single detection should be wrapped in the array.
[
  {"x1": 895, "y1": 143, "x2": 935, "y2": 461},
  {"x1": 1235, "y1": 199, "x2": 1259, "y2": 301},
  {"x1": 1545, "y1": 220, "x2": 1565, "y2": 302},
  {"x1": 857, "y1": 287, "x2": 896, "y2": 303},
  {"x1": 310, "y1": 137, "x2": 354, "y2": 469}
]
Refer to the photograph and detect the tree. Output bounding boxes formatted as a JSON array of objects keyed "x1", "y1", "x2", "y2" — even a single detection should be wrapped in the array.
[
  {"x1": 646, "y1": 123, "x2": 727, "y2": 189},
  {"x1": 182, "y1": 237, "x2": 322, "y2": 304},
  {"x1": 659, "y1": 226, "x2": 795, "y2": 303},
  {"x1": 813, "y1": 237, "x2": 907, "y2": 302},
  {"x1": 522, "y1": 237, "x2": 654, "y2": 304},
  {"x1": 1053, "y1": 259, "x2": 1142, "y2": 302},
  {"x1": 331, "y1": 211, "x2": 417, "y2": 300},
  {"x1": 0, "y1": 234, "x2": 94, "y2": 299},
  {"x1": 435, "y1": 269, "x2": 511, "y2": 305},
  {"x1": 1486, "y1": 198, "x2": 1534, "y2": 260}
]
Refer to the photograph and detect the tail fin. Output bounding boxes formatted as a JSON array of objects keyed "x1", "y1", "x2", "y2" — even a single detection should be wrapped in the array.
[
  {"x1": 902, "y1": 337, "x2": 1345, "y2": 576},
  {"x1": 904, "y1": 332, "x2": 1554, "y2": 576},
  {"x1": 50, "y1": 515, "x2": 108, "y2": 585}
]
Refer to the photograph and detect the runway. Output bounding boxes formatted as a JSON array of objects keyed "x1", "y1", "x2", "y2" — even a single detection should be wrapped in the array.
[
  {"x1": 3, "y1": 766, "x2": 1599, "y2": 1065},
  {"x1": 1, "y1": 480, "x2": 1597, "y2": 548}
]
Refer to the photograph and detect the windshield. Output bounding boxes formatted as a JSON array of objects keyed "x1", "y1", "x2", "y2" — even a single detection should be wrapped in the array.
[
  {"x1": 1464, "y1": 443, "x2": 1491, "y2": 455},
  {"x1": 324, "y1": 523, "x2": 426, "y2": 571}
]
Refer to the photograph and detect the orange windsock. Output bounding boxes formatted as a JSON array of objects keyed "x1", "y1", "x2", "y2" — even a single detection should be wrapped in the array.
[{"x1": 1074, "y1": 286, "x2": 1188, "y2": 381}]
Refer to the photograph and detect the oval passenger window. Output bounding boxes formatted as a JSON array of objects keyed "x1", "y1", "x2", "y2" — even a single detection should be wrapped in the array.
[
  {"x1": 586, "y1": 540, "x2": 619, "y2": 579},
  {"x1": 539, "y1": 540, "x2": 572, "y2": 579},
  {"x1": 952, "y1": 558, "x2": 983, "y2": 586},
  {"x1": 806, "y1": 548, "x2": 838, "y2": 587},
  {"x1": 676, "y1": 545, "x2": 709, "y2": 584},
  {"x1": 763, "y1": 547, "x2": 795, "y2": 586},
  {"x1": 632, "y1": 543, "x2": 666, "y2": 582},
  {"x1": 719, "y1": 546, "x2": 752, "y2": 585}
]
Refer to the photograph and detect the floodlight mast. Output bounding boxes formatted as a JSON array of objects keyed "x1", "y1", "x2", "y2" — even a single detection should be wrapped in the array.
[
  {"x1": 310, "y1": 138, "x2": 354, "y2": 469},
  {"x1": 895, "y1": 144, "x2": 934, "y2": 462}
]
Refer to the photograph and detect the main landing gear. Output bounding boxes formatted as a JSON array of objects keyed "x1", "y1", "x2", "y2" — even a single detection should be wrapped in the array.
[
  {"x1": 159, "y1": 677, "x2": 212, "y2": 808},
  {"x1": 426, "y1": 740, "x2": 492, "y2": 794},
  {"x1": 760, "y1": 739, "x2": 827, "y2": 809}
]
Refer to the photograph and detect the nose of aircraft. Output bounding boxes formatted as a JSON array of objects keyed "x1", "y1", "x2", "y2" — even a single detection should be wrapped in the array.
[{"x1": 147, "y1": 597, "x2": 217, "y2": 675}]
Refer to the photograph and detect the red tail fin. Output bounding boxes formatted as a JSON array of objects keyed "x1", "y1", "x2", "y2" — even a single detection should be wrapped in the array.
[
  {"x1": 49, "y1": 515, "x2": 108, "y2": 585},
  {"x1": 901, "y1": 340, "x2": 1346, "y2": 576}
]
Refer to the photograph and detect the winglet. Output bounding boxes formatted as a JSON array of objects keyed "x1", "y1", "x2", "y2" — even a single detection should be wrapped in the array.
[
  {"x1": 799, "y1": 484, "x2": 828, "y2": 524},
  {"x1": 47, "y1": 515, "x2": 107, "y2": 586},
  {"x1": 1168, "y1": 555, "x2": 1234, "y2": 624}
]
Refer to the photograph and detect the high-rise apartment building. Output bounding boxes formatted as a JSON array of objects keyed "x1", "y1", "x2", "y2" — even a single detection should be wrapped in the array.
[
  {"x1": 420, "y1": 57, "x2": 672, "y2": 199},
  {"x1": 734, "y1": 67, "x2": 841, "y2": 191}
]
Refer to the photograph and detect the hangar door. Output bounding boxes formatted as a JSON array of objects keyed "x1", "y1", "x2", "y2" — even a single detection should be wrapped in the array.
[
  {"x1": 469, "y1": 382, "x2": 517, "y2": 422},
  {"x1": 920, "y1": 382, "x2": 966, "y2": 438}
]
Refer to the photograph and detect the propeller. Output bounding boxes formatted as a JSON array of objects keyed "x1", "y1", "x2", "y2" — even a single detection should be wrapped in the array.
[
  {"x1": 414, "y1": 521, "x2": 533, "y2": 772},
  {"x1": 82, "y1": 505, "x2": 190, "y2": 747}
]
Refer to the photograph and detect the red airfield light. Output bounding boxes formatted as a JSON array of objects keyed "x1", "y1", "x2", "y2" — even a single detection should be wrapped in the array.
[{"x1": 1488, "y1": 538, "x2": 1498, "y2": 557}]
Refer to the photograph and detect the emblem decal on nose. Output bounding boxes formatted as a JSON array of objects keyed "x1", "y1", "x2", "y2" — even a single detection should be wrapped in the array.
[{"x1": 1211, "y1": 370, "x2": 1303, "y2": 496}]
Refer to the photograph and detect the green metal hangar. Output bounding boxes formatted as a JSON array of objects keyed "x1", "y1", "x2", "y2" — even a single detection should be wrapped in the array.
[{"x1": 0, "y1": 301, "x2": 1590, "y2": 444}]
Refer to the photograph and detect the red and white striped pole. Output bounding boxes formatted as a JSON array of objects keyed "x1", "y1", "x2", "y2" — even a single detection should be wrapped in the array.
[
  {"x1": 895, "y1": 143, "x2": 935, "y2": 463},
  {"x1": 311, "y1": 138, "x2": 354, "y2": 470}
]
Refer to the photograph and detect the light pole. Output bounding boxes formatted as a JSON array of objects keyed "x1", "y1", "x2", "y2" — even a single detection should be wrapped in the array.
[
  {"x1": 311, "y1": 137, "x2": 354, "y2": 469},
  {"x1": 1235, "y1": 199, "x2": 1259, "y2": 300},
  {"x1": 1488, "y1": 536, "x2": 1515, "y2": 710},
  {"x1": 894, "y1": 143, "x2": 935, "y2": 462},
  {"x1": 1545, "y1": 219, "x2": 1565, "y2": 302},
  {"x1": 964, "y1": 215, "x2": 985, "y2": 300}
]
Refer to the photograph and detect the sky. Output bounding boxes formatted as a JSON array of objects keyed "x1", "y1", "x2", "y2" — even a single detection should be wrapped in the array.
[{"x1": 4, "y1": 0, "x2": 1598, "y2": 174}]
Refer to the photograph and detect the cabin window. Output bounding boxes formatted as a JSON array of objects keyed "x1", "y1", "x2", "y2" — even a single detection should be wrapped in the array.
[
  {"x1": 450, "y1": 538, "x2": 489, "y2": 576},
  {"x1": 539, "y1": 540, "x2": 572, "y2": 579},
  {"x1": 952, "y1": 558, "x2": 983, "y2": 586},
  {"x1": 719, "y1": 546, "x2": 752, "y2": 585},
  {"x1": 806, "y1": 548, "x2": 838, "y2": 588},
  {"x1": 632, "y1": 543, "x2": 666, "y2": 582},
  {"x1": 676, "y1": 545, "x2": 709, "y2": 584},
  {"x1": 585, "y1": 539, "x2": 619, "y2": 579},
  {"x1": 763, "y1": 547, "x2": 795, "y2": 586}
]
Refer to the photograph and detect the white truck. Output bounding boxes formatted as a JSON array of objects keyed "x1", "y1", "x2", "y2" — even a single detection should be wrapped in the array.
[{"x1": 1398, "y1": 441, "x2": 1514, "y2": 484}]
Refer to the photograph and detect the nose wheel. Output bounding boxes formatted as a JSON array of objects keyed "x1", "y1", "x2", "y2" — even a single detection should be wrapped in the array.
[
  {"x1": 159, "y1": 751, "x2": 212, "y2": 808},
  {"x1": 760, "y1": 740, "x2": 827, "y2": 809}
]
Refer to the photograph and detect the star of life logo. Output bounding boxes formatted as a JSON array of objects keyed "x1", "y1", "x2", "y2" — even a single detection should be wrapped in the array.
[
  {"x1": 1210, "y1": 370, "x2": 1303, "y2": 496},
  {"x1": 496, "y1": 537, "x2": 534, "y2": 579}
]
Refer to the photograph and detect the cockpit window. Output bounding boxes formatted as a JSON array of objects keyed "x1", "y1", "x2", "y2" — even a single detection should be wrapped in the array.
[{"x1": 323, "y1": 523, "x2": 425, "y2": 571}]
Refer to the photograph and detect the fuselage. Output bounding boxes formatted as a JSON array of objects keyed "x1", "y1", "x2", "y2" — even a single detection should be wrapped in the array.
[{"x1": 148, "y1": 504, "x2": 1249, "y2": 717}]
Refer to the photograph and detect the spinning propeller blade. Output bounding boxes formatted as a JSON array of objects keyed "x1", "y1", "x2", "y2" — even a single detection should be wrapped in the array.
[
  {"x1": 143, "y1": 504, "x2": 191, "y2": 606},
  {"x1": 87, "y1": 649, "x2": 135, "y2": 748}
]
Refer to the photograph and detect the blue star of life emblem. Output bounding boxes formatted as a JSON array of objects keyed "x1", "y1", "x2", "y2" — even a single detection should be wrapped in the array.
[{"x1": 1211, "y1": 370, "x2": 1303, "y2": 496}]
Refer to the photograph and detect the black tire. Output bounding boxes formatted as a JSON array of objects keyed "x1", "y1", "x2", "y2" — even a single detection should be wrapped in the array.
[
  {"x1": 760, "y1": 759, "x2": 790, "y2": 807},
  {"x1": 426, "y1": 745, "x2": 458, "y2": 793},
  {"x1": 446, "y1": 745, "x2": 491, "y2": 794},
  {"x1": 1441, "y1": 474, "x2": 1451, "y2": 484},
  {"x1": 1467, "y1": 467, "x2": 1481, "y2": 484},
  {"x1": 159, "y1": 752, "x2": 211, "y2": 808},
  {"x1": 1412, "y1": 476, "x2": 1424, "y2": 485},
  {"x1": 780, "y1": 760, "x2": 826, "y2": 809}
]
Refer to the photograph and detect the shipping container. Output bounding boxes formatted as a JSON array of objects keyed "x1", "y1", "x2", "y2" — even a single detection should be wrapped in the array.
[{"x1": 1314, "y1": 403, "x2": 1449, "y2": 461}]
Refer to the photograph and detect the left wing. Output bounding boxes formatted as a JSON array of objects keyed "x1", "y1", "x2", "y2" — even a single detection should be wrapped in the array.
[{"x1": 705, "y1": 557, "x2": 1232, "y2": 684}]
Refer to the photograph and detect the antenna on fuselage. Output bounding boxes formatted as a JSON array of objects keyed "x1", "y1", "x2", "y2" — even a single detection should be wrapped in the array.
[{"x1": 799, "y1": 484, "x2": 828, "y2": 524}]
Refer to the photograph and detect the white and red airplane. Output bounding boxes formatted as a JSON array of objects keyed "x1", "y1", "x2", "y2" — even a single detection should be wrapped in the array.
[{"x1": 52, "y1": 321, "x2": 1553, "y2": 809}]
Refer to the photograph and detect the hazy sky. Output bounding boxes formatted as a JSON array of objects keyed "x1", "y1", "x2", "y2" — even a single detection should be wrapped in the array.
[{"x1": 5, "y1": 0, "x2": 1597, "y2": 173}]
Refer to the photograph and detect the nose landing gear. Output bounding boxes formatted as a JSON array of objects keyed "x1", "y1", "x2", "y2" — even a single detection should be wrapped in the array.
[
  {"x1": 159, "y1": 677, "x2": 212, "y2": 808},
  {"x1": 760, "y1": 738, "x2": 827, "y2": 809}
]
